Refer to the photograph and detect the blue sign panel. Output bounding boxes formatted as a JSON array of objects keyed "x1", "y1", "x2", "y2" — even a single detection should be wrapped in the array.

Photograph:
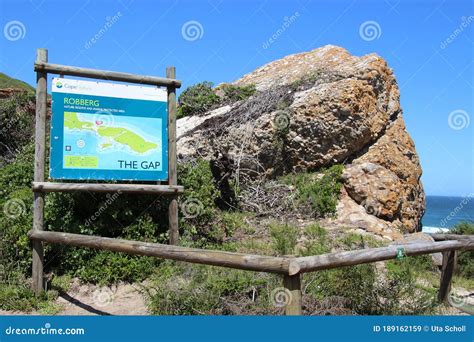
[{"x1": 50, "y1": 78, "x2": 168, "y2": 181}]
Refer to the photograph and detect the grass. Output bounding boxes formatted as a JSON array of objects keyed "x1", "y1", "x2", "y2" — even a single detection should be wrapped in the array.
[
  {"x1": 269, "y1": 222, "x2": 298, "y2": 256},
  {"x1": 0, "y1": 283, "x2": 62, "y2": 314},
  {"x1": 145, "y1": 261, "x2": 278, "y2": 315},
  {"x1": 450, "y1": 222, "x2": 474, "y2": 279},
  {"x1": 0, "y1": 72, "x2": 34, "y2": 92},
  {"x1": 452, "y1": 275, "x2": 474, "y2": 289},
  {"x1": 281, "y1": 165, "x2": 344, "y2": 217}
]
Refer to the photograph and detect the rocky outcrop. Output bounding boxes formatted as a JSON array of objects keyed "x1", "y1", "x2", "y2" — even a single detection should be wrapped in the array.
[{"x1": 177, "y1": 45, "x2": 425, "y2": 237}]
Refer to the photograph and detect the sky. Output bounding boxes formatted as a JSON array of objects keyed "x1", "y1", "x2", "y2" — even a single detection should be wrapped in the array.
[{"x1": 0, "y1": 0, "x2": 473, "y2": 196}]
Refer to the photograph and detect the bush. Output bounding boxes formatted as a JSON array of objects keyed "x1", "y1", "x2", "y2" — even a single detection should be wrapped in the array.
[
  {"x1": 0, "y1": 283, "x2": 61, "y2": 313},
  {"x1": 300, "y1": 230, "x2": 437, "y2": 315},
  {"x1": 0, "y1": 142, "x2": 168, "y2": 284},
  {"x1": 177, "y1": 82, "x2": 258, "y2": 119},
  {"x1": 178, "y1": 159, "x2": 221, "y2": 243},
  {"x1": 299, "y1": 223, "x2": 330, "y2": 256},
  {"x1": 0, "y1": 91, "x2": 35, "y2": 165},
  {"x1": 0, "y1": 268, "x2": 60, "y2": 313},
  {"x1": 146, "y1": 261, "x2": 277, "y2": 315},
  {"x1": 220, "y1": 84, "x2": 256, "y2": 103},
  {"x1": 304, "y1": 257, "x2": 436, "y2": 315},
  {"x1": 72, "y1": 251, "x2": 158, "y2": 285},
  {"x1": 282, "y1": 164, "x2": 344, "y2": 217},
  {"x1": 0, "y1": 147, "x2": 225, "y2": 286},
  {"x1": 451, "y1": 222, "x2": 474, "y2": 279},
  {"x1": 177, "y1": 81, "x2": 220, "y2": 118},
  {"x1": 269, "y1": 222, "x2": 298, "y2": 255}
]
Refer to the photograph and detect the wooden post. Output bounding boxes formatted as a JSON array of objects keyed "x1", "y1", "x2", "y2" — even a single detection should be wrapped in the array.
[
  {"x1": 32, "y1": 48, "x2": 48, "y2": 294},
  {"x1": 283, "y1": 274, "x2": 302, "y2": 315},
  {"x1": 438, "y1": 250, "x2": 456, "y2": 303},
  {"x1": 167, "y1": 66, "x2": 178, "y2": 245}
]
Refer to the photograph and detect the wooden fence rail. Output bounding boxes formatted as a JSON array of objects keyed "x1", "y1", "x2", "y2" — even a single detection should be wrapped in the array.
[
  {"x1": 296, "y1": 239, "x2": 473, "y2": 273},
  {"x1": 28, "y1": 229, "x2": 473, "y2": 315},
  {"x1": 28, "y1": 230, "x2": 300, "y2": 275}
]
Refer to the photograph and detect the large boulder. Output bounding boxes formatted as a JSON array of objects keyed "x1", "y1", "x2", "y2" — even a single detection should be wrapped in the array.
[{"x1": 177, "y1": 45, "x2": 425, "y2": 235}]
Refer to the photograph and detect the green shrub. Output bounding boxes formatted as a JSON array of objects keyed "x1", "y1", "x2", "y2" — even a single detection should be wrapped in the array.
[
  {"x1": 0, "y1": 142, "x2": 168, "y2": 284},
  {"x1": 380, "y1": 258, "x2": 437, "y2": 314},
  {"x1": 177, "y1": 82, "x2": 258, "y2": 119},
  {"x1": 220, "y1": 84, "x2": 256, "y2": 102},
  {"x1": 177, "y1": 81, "x2": 220, "y2": 118},
  {"x1": 0, "y1": 147, "x2": 225, "y2": 286},
  {"x1": 299, "y1": 224, "x2": 330, "y2": 256},
  {"x1": 304, "y1": 259, "x2": 436, "y2": 315},
  {"x1": 146, "y1": 261, "x2": 276, "y2": 315},
  {"x1": 0, "y1": 91, "x2": 35, "y2": 165},
  {"x1": 269, "y1": 222, "x2": 298, "y2": 255},
  {"x1": 300, "y1": 230, "x2": 437, "y2": 315},
  {"x1": 451, "y1": 222, "x2": 474, "y2": 235},
  {"x1": 0, "y1": 280, "x2": 60, "y2": 313},
  {"x1": 451, "y1": 222, "x2": 474, "y2": 278},
  {"x1": 282, "y1": 164, "x2": 344, "y2": 217},
  {"x1": 178, "y1": 159, "x2": 222, "y2": 244},
  {"x1": 72, "y1": 251, "x2": 158, "y2": 285}
]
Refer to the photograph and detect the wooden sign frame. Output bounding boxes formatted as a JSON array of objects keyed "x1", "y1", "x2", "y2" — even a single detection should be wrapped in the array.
[{"x1": 31, "y1": 48, "x2": 182, "y2": 293}]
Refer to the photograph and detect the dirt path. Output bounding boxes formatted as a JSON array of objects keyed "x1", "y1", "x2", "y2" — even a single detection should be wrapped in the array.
[
  {"x1": 0, "y1": 280, "x2": 149, "y2": 316},
  {"x1": 56, "y1": 280, "x2": 149, "y2": 315}
]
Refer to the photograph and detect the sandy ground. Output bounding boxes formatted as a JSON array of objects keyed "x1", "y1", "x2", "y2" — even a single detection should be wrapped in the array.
[
  {"x1": 1, "y1": 280, "x2": 149, "y2": 316},
  {"x1": 55, "y1": 280, "x2": 149, "y2": 315}
]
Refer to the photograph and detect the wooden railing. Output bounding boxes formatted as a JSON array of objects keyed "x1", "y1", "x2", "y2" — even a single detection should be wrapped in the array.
[{"x1": 28, "y1": 229, "x2": 473, "y2": 315}]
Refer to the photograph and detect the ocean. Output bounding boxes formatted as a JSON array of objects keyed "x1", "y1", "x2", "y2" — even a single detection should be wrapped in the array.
[{"x1": 421, "y1": 195, "x2": 474, "y2": 233}]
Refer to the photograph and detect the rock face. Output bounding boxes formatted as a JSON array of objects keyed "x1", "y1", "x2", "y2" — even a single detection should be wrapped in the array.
[{"x1": 177, "y1": 45, "x2": 425, "y2": 237}]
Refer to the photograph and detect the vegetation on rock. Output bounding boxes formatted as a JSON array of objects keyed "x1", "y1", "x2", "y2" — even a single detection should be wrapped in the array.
[
  {"x1": 177, "y1": 81, "x2": 256, "y2": 118},
  {"x1": 281, "y1": 165, "x2": 344, "y2": 217}
]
